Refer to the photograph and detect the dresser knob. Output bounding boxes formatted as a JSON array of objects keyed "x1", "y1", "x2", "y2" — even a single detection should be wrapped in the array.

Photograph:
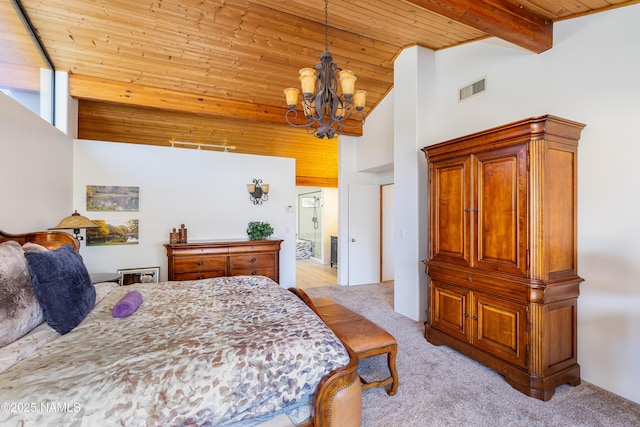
[
  {"x1": 467, "y1": 276, "x2": 472, "y2": 282},
  {"x1": 197, "y1": 261, "x2": 204, "y2": 267},
  {"x1": 251, "y1": 271, "x2": 257, "y2": 275},
  {"x1": 251, "y1": 258, "x2": 257, "y2": 263}
]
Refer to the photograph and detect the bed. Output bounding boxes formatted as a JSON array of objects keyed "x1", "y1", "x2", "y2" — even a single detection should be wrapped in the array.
[{"x1": 0, "y1": 229, "x2": 361, "y2": 426}]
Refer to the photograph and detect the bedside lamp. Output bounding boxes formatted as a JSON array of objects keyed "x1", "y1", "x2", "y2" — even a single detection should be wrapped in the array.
[{"x1": 50, "y1": 210, "x2": 99, "y2": 245}]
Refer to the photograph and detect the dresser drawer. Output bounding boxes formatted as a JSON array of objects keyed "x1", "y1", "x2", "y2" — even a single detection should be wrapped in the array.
[
  {"x1": 173, "y1": 270, "x2": 226, "y2": 281},
  {"x1": 229, "y1": 266, "x2": 276, "y2": 280},
  {"x1": 174, "y1": 256, "x2": 226, "y2": 273},
  {"x1": 230, "y1": 253, "x2": 275, "y2": 268}
]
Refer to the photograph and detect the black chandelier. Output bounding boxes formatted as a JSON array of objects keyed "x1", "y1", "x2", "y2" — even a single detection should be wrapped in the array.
[{"x1": 283, "y1": 0, "x2": 366, "y2": 139}]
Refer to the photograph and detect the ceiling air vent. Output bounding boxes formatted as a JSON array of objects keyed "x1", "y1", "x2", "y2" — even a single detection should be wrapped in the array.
[{"x1": 459, "y1": 77, "x2": 486, "y2": 102}]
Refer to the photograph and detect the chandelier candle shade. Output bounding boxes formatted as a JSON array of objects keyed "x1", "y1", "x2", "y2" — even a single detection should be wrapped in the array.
[{"x1": 283, "y1": 0, "x2": 366, "y2": 139}]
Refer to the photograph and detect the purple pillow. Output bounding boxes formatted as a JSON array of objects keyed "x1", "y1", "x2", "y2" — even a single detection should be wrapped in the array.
[{"x1": 112, "y1": 291, "x2": 142, "y2": 318}]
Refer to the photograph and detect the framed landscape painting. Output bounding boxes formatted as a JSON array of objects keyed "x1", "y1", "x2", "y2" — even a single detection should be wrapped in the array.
[
  {"x1": 86, "y1": 219, "x2": 139, "y2": 246},
  {"x1": 86, "y1": 185, "x2": 139, "y2": 211}
]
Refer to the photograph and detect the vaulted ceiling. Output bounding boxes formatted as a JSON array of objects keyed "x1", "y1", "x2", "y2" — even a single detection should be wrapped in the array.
[{"x1": 2, "y1": 0, "x2": 638, "y2": 185}]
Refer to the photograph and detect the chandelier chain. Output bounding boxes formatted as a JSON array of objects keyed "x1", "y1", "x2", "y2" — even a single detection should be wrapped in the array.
[{"x1": 324, "y1": 0, "x2": 329, "y2": 51}]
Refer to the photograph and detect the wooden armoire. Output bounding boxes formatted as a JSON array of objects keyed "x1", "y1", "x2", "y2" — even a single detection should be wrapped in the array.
[{"x1": 422, "y1": 115, "x2": 585, "y2": 401}]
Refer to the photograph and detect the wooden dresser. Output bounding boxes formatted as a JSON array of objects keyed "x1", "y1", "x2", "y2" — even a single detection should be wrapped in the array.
[
  {"x1": 164, "y1": 239, "x2": 283, "y2": 283},
  {"x1": 422, "y1": 115, "x2": 585, "y2": 401}
]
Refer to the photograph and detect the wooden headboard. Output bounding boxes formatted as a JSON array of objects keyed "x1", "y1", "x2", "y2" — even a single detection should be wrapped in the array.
[{"x1": 0, "y1": 229, "x2": 79, "y2": 252}]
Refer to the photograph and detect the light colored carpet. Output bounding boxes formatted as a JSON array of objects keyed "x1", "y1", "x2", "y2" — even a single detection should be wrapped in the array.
[{"x1": 304, "y1": 283, "x2": 640, "y2": 427}]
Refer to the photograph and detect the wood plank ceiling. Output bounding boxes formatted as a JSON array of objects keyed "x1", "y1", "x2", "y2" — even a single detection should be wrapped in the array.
[{"x1": 3, "y1": 0, "x2": 639, "y2": 186}]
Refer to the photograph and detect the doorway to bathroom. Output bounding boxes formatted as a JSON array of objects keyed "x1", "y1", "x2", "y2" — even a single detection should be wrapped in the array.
[
  {"x1": 298, "y1": 191, "x2": 322, "y2": 259},
  {"x1": 296, "y1": 187, "x2": 338, "y2": 288}
]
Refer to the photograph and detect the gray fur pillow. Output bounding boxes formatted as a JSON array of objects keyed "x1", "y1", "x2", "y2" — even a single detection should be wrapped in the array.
[{"x1": 0, "y1": 241, "x2": 44, "y2": 347}]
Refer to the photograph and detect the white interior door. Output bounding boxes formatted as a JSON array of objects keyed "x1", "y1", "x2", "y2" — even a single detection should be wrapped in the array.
[{"x1": 348, "y1": 184, "x2": 380, "y2": 286}]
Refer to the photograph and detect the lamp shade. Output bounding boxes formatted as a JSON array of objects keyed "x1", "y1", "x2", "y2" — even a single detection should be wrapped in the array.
[
  {"x1": 299, "y1": 68, "x2": 317, "y2": 96},
  {"x1": 50, "y1": 211, "x2": 99, "y2": 230},
  {"x1": 283, "y1": 87, "x2": 300, "y2": 109},
  {"x1": 353, "y1": 90, "x2": 367, "y2": 110},
  {"x1": 338, "y1": 70, "x2": 357, "y2": 96}
]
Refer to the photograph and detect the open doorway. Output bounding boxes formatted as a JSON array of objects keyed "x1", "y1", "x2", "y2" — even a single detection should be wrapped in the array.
[
  {"x1": 296, "y1": 187, "x2": 338, "y2": 288},
  {"x1": 298, "y1": 191, "x2": 322, "y2": 259}
]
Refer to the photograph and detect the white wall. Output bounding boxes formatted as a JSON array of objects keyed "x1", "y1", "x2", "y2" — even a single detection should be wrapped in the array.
[
  {"x1": 381, "y1": 183, "x2": 394, "y2": 282},
  {"x1": 356, "y1": 91, "x2": 395, "y2": 172},
  {"x1": 73, "y1": 140, "x2": 297, "y2": 287},
  {"x1": 430, "y1": 5, "x2": 640, "y2": 404},
  {"x1": 391, "y1": 46, "x2": 434, "y2": 321},
  {"x1": 0, "y1": 92, "x2": 72, "y2": 232},
  {"x1": 54, "y1": 71, "x2": 78, "y2": 137}
]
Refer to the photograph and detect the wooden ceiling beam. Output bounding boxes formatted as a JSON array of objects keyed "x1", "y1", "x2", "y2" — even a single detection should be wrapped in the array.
[
  {"x1": 69, "y1": 74, "x2": 363, "y2": 137},
  {"x1": 0, "y1": 63, "x2": 40, "y2": 92},
  {"x1": 404, "y1": 0, "x2": 553, "y2": 53}
]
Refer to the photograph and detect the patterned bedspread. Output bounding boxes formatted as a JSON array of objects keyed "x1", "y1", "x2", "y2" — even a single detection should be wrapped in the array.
[{"x1": 0, "y1": 276, "x2": 349, "y2": 426}]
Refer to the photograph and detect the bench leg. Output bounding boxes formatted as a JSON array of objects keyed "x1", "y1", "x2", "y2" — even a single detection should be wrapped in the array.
[
  {"x1": 359, "y1": 344, "x2": 398, "y2": 396},
  {"x1": 386, "y1": 344, "x2": 398, "y2": 396}
]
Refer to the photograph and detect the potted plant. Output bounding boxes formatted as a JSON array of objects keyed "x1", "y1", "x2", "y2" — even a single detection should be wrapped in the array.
[{"x1": 246, "y1": 221, "x2": 274, "y2": 240}]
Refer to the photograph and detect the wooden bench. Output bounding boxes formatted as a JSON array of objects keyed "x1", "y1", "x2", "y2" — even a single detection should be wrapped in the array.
[{"x1": 290, "y1": 288, "x2": 399, "y2": 396}]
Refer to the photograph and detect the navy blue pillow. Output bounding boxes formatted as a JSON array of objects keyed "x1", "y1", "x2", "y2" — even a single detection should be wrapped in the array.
[{"x1": 25, "y1": 244, "x2": 96, "y2": 334}]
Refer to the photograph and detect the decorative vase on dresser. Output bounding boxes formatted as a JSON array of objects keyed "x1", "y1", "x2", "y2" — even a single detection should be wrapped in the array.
[
  {"x1": 164, "y1": 239, "x2": 283, "y2": 283},
  {"x1": 422, "y1": 115, "x2": 586, "y2": 401}
]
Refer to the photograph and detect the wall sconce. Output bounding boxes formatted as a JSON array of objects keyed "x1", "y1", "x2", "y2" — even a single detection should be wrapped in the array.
[
  {"x1": 247, "y1": 179, "x2": 269, "y2": 205},
  {"x1": 49, "y1": 210, "x2": 99, "y2": 245}
]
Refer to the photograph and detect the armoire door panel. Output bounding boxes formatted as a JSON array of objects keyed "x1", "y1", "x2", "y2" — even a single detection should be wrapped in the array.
[
  {"x1": 430, "y1": 157, "x2": 471, "y2": 267},
  {"x1": 545, "y1": 145, "x2": 577, "y2": 277},
  {"x1": 473, "y1": 293, "x2": 528, "y2": 368},
  {"x1": 543, "y1": 299, "x2": 578, "y2": 372},
  {"x1": 474, "y1": 145, "x2": 528, "y2": 276},
  {"x1": 430, "y1": 281, "x2": 469, "y2": 342}
]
